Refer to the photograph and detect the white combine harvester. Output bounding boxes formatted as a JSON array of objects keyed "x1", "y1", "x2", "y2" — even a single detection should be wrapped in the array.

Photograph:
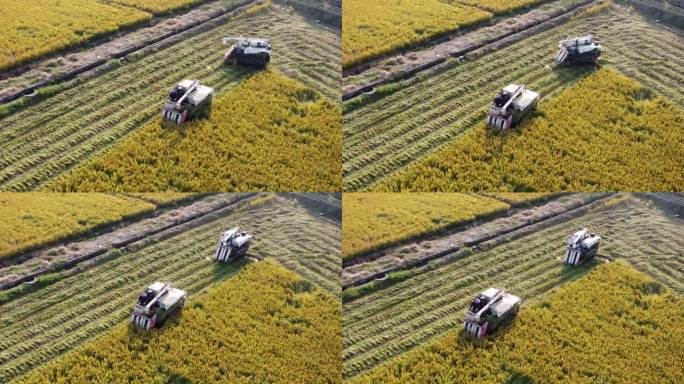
[
  {"x1": 161, "y1": 79, "x2": 214, "y2": 125},
  {"x1": 223, "y1": 36, "x2": 272, "y2": 67},
  {"x1": 463, "y1": 288, "x2": 521, "y2": 338},
  {"x1": 215, "y1": 228, "x2": 253, "y2": 262},
  {"x1": 131, "y1": 282, "x2": 187, "y2": 331},
  {"x1": 556, "y1": 35, "x2": 602, "y2": 66},
  {"x1": 565, "y1": 228, "x2": 601, "y2": 265},
  {"x1": 486, "y1": 84, "x2": 540, "y2": 130}
]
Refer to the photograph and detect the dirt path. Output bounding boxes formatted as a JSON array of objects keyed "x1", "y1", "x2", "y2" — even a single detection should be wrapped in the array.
[
  {"x1": 0, "y1": 193, "x2": 259, "y2": 289},
  {"x1": 342, "y1": 193, "x2": 612, "y2": 288},
  {"x1": 342, "y1": 0, "x2": 595, "y2": 100}
]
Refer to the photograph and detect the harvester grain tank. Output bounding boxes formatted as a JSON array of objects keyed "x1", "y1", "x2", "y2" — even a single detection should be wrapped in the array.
[
  {"x1": 131, "y1": 282, "x2": 187, "y2": 331},
  {"x1": 161, "y1": 79, "x2": 214, "y2": 125},
  {"x1": 215, "y1": 228, "x2": 253, "y2": 262},
  {"x1": 486, "y1": 84, "x2": 540, "y2": 130},
  {"x1": 565, "y1": 228, "x2": 601, "y2": 265},
  {"x1": 223, "y1": 36, "x2": 272, "y2": 67},
  {"x1": 556, "y1": 35, "x2": 602, "y2": 65},
  {"x1": 463, "y1": 288, "x2": 521, "y2": 338}
]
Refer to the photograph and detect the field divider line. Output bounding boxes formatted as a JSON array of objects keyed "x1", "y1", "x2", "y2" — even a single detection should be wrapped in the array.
[
  {"x1": 0, "y1": 0, "x2": 263, "y2": 106},
  {"x1": 341, "y1": 0, "x2": 598, "y2": 101},
  {"x1": 342, "y1": 194, "x2": 617, "y2": 290},
  {"x1": 0, "y1": 193, "x2": 260, "y2": 291}
]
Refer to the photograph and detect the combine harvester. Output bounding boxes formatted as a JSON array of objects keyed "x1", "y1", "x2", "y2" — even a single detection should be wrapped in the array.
[
  {"x1": 161, "y1": 80, "x2": 214, "y2": 125},
  {"x1": 556, "y1": 35, "x2": 602, "y2": 65},
  {"x1": 131, "y1": 282, "x2": 187, "y2": 331},
  {"x1": 223, "y1": 37, "x2": 272, "y2": 67},
  {"x1": 215, "y1": 228, "x2": 253, "y2": 262},
  {"x1": 486, "y1": 84, "x2": 540, "y2": 130},
  {"x1": 564, "y1": 228, "x2": 601, "y2": 265},
  {"x1": 463, "y1": 288, "x2": 521, "y2": 338}
]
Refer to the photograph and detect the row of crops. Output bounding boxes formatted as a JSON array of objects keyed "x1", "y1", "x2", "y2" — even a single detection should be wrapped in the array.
[
  {"x1": 0, "y1": 198, "x2": 340, "y2": 383},
  {"x1": 379, "y1": 69, "x2": 684, "y2": 191},
  {"x1": 0, "y1": 6, "x2": 341, "y2": 192},
  {"x1": 343, "y1": 7, "x2": 684, "y2": 191},
  {"x1": 341, "y1": 193, "x2": 510, "y2": 260},
  {"x1": 50, "y1": 72, "x2": 341, "y2": 192},
  {"x1": 350, "y1": 262, "x2": 684, "y2": 383},
  {"x1": 17, "y1": 261, "x2": 341, "y2": 384},
  {"x1": 342, "y1": 197, "x2": 684, "y2": 379},
  {"x1": 0, "y1": 193, "x2": 167, "y2": 261}
]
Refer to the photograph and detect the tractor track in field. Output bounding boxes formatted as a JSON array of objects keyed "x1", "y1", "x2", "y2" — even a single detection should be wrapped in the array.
[
  {"x1": 342, "y1": 193, "x2": 612, "y2": 289},
  {"x1": 343, "y1": 7, "x2": 684, "y2": 191},
  {"x1": 0, "y1": 193, "x2": 259, "y2": 290},
  {"x1": 0, "y1": 7, "x2": 340, "y2": 192},
  {"x1": 342, "y1": 196, "x2": 684, "y2": 380},
  {"x1": 0, "y1": 196, "x2": 340, "y2": 383},
  {"x1": 342, "y1": 0, "x2": 596, "y2": 100}
]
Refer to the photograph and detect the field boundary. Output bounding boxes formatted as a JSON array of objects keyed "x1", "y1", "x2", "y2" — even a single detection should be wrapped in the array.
[
  {"x1": 341, "y1": 0, "x2": 597, "y2": 101},
  {"x1": 0, "y1": 0, "x2": 262, "y2": 106},
  {"x1": 0, "y1": 193, "x2": 260, "y2": 290},
  {"x1": 343, "y1": 193, "x2": 616, "y2": 290}
]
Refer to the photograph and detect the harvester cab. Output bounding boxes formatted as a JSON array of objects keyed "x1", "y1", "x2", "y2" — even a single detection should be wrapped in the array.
[
  {"x1": 162, "y1": 79, "x2": 214, "y2": 125},
  {"x1": 215, "y1": 227, "x2": 253, "y2": 262},
  {"x1": 131, "y1": 282, "x2": 187, "y2": 331},
  {"x1": 463, "y1": 288, "x2": 521, "y2": 338},
  {"x1": 556, "y1": 34, "x2": 602, "y2": 65},
  {"x1": 223, "y1": 36, "x2": 271, "y2": 67},
  {"x1": 565, "y1": 228, "x2": 601, "y2": 265},
  {"x1": 486, "y1": 84, "x2": 540, "y2": 130}
]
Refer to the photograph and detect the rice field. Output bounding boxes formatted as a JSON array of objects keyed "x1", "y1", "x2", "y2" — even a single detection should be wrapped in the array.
[
  {"x1": 342, "y1": 197, "x2": 684, "y2": 379},
  {"x1": 0, "y1": 196, "x2": 340, "y2": 382},
  {"x1": 343, "y1": 7, "x2": 684, "y2": 191}
]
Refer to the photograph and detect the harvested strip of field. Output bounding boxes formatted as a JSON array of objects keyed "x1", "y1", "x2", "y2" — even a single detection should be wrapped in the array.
[
  {"x1": 0, "y1": 0, "x2": 151, "y2": 71},
  {"x1": 342, "y1": 193, "x2": 509, "y2": 260},
  {"x1": 0, "y1": 197, "x2": 340, "y2": 382},
  {"x1": 111, "y1": 0, "x2": 208, "y2": 13},
  {"x1": 349, "y1": 262, "x2": 684, "y2": 384},
  {"x1": 342, "y1": 0, "x2": 491, "y2": 68},
  {"x1": 343, "y1": 7, "x2": 684, "y2": 191},
  {"x1": 342, "y1": 197, "x2": 684, "y2": 379},
  {"x1": 485, "y1": 192, "x2": 557, "y2": 205},
  {"x1": 0, "y1": 193, "x2": 155, "y2": 261},
  {"x1": 124, "y1": 193, "x2": 198, "y2": 206},
  {"x1": 379, "y1": 69, "x2": 684, "y2": 191},
  {"x1": 342, "y1": 193, "x2": 607, "y2": 287},
  {"x1": 49, "y1": 72, "x2": 341, "y2": 192},
  {"x1": 458, "y1": 0, "x2": 551, "y2": 13},
  {"x1": 0, "y1": 6, "x2": 340, "y2": 192},
  {"x1": 16, "y1": 261, "x2": 341, "y2": 384}
]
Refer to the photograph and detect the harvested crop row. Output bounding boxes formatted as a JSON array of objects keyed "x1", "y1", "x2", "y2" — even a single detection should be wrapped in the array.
[
  {"x1": 343, "y1": 8, "x2": 684, "y2": 191},
  {"x1": 379, "y1": 69, "x2": 684, "y2": 191},
  {"x1": 0, "y1": 0, "x2": 151, "y2": 71},
  {"x1": 342, "y1": 0, "x2": 491, "y2": 68},
  {"x1": 49, "y1": 72, "x2": 341, "y2": 192},
  {"x1": 0, "y1": 7, "x2": 341, "y2": 192},
  {"x1": 342, "y1": 198, "x2": 684, "y2": 379},
  {"x1": 0, "y1": 198, "x2": 340, "y2": 383},
  {"x1": 0, "y1": 193, "x2": 155, "y2": 261},
  {"x1": 349, "y1": 262, "x2": 684, "y2": 384},
  {"x1": 342, "y1": 193, "x2": 509, "y2": 260},
  {"x1": 16, "y1": 261, "x2": 341, "y2": 384}
]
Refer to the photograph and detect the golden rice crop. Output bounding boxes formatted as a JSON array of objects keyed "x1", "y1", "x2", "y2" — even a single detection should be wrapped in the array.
[
  {"x1": 484, "y1": 192, "x2": 556, "y2": 205},
  {"x1": 0, "y1": 0, "x2": 150, "y2": 71},
  {"x1": 111, "y1": 0, "x2": 206, "y2": 13},
  {"x1": 16, "y1": 261, "x2": 341, "y2": 384},
  {"x1": 0, "y1": 193, "x2": 155, "y2": 260},
  {"x1": 350, "y1": 261, "x2": 684, "y2": 384},
  {"x1": 342, "y1": 0, "x2": 491, "y2": 68},
  {"x1": 378, "y1": 69, "x2": 684, "y2": 192},
  {"x1": 125, "y1": 193, "x2": 197, "y2": 206},
  {"x1": 49, "y1": 72, "x2": 341, "y2": 192},
  {"x1": 457, "y1": 0, "x2": 549, "y2": 13},
  {"x1": 342, "y1": 193, "x2": 509, "y2": 260}
]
